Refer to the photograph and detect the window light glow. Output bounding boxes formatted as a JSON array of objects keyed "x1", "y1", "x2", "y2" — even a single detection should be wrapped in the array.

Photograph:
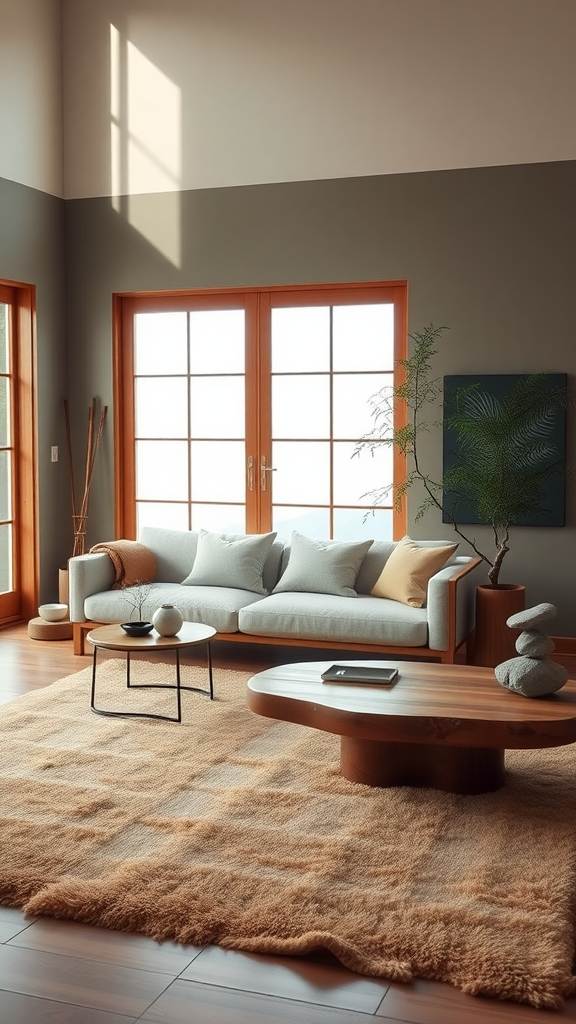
[{"x1": 109, "y1": 23, "x2": 182, "y2": 266}]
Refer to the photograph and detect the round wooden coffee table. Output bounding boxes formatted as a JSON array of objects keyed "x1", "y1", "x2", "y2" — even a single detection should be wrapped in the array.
[
  {"x1": 87, "y1": 622, "x2": 216, "y2": 722},
  {"x1": 247, "y1": 659, "x2": 576, "y2": 794}
]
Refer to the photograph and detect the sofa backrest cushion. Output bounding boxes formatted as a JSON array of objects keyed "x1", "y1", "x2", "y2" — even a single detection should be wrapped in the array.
[
  {"x1": 354, "y1": 541, "x2": 396, "y2": 594},
  {"x1": 181, "y1": 530, "x2": 278, "y2": 594},
  {"x1": 273, "y1": 532, "x2": 373, "y2": 598},
  {"x1": 262, "y1": 537, "x2": 285, "y2": 592},
  {"x1": 139, "y1": 526, "x2": 284, "y2": 592},
  {"x1": 138, "y1": 527, "x2": 199, "y2": 583}
]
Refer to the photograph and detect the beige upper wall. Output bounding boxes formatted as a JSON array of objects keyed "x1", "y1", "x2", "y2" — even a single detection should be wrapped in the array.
[
  {"x1": 0, "y1": 0, "x2": 63, "y2": 196},
  {"x1": 3, "y1": 0, "x2": 575, "y2": 200},
  {"x1": 61, "y1": 0, "x2": 576, "y2": 200}
]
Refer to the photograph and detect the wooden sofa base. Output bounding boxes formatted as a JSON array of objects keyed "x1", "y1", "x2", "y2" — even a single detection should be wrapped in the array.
[{"x1": 73, "y1": 620, "x2": 466, "y2": 663}]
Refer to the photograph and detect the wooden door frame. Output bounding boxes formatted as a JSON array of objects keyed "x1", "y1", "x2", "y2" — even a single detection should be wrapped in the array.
[
  {"x1": 0, "y1": 279, "x2": 38, "y2": 624},
  {"x1": 113, "y1": 281, "x2": 408, "y2": 540}
]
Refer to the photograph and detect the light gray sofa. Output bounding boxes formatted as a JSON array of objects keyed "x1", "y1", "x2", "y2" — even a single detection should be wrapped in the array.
[{"x1": 69, "y1": 526, "x2": 483, "y2": 661}]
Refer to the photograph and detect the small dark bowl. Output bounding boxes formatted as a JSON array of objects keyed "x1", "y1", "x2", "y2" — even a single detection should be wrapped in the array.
[{"x1": 120, "y1": 621, "x2": 154, "y2": 637}]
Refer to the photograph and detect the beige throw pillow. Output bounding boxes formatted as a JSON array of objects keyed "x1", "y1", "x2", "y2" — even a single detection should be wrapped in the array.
[{"x1": 371, "y1": 536, "x2": 458, "y2": 608}]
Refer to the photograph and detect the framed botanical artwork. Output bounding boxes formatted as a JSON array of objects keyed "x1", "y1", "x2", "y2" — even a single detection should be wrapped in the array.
[{"x1": 442, "y1": 373, "x2": 567, "y2": 527}]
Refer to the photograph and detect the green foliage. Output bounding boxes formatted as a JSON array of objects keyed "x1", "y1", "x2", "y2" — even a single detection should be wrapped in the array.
[
  {"x1": 357, "y1": 324, "x2": 572, "y2": 585},
  {"x1": 444, "y1": 374, "x2": 569, "y2": 528}
]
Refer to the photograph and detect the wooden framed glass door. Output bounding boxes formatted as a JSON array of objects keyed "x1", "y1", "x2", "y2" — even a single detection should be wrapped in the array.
[
  {"x1": 0, "y1": 290, "x2": 15, "y2": 614},
  {"x1": 116, "y1": 291, "x2": 259, "y2": 537},
  {"x1": 258, "y1": 285, "x2": 404, "y2": 540},
  {"x1": 114, "y1": 282, "x2": 406, "y2": 541},
  {"x1": 0, "y1": 281, "x2": 36, "y2": 624}
]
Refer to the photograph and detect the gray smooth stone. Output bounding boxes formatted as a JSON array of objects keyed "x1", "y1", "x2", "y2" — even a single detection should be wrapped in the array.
[
  {"x1": 506, "y1": 603, "x2": 557, "y2": 631},
  {"x1": 495, "y1": 655, "x2": 568, "y2": 698},
  {"x1": 515, "y1": 629, "x2": 556, "y2": 657}
]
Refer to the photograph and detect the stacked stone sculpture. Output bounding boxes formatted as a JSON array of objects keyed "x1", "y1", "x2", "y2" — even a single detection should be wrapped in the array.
[{"x1": 494, "y1": 602, "x2": 568, "y2": 698}]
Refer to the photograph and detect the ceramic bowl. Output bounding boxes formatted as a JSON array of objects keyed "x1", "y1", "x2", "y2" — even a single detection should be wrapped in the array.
[
  {"x1": 120, "y1": 621, "x2": 154, "y2": 637},
  {"x1": 38, "y1": 603, "x2": 68, "y2": 622}
]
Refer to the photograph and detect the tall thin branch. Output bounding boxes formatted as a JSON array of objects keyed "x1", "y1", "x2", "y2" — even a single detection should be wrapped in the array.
[{"x1": 65, "y1": 398, "x2": 108, "y2": 558}]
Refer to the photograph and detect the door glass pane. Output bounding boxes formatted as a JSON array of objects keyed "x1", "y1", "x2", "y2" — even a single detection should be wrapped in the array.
[
  {"x1": 271, "y1": 307, "x2": 330, "y2": 372},
  {"x1": 0, "y1": 523, "x2": 11, "y2": 593},
  {"x1": 333, "y1": 508, "x2": 393, "y2": 540},
  {"x1": 0, "y1": 304, "x2": 8, "y2": 373},
  {"x1": 0, "y1": 377, "x2": 9, "y2": 446},
  {"x1": 333, "y1": 373, "x2": 391, "y2": 439},
  {"x1": 134, "y1": 312, "x2": 187, "y2": 374},
  {"x1": 190, "y1": 441, "x2": 245, "y2": 502},
  {"x1": 272, "y1": 376, "x2": 330, "y2": 439},
  {"x1": 272, "y1": 506, "x2": 330, "y2": 540},
  {"x1": 271, "y1": 441, "x2": 330, "y2": 504},
  {"x1": 333, "y1": 441, "x2": 393, "y2": 507},
  {"x1": 136, "y1": 440, "x2": 189, "y2": 500},
  {"x1": 190, "y1": 310, "x2": 245, "y2": 373},
  {"x1": 136, "y1": 501, "x2": 189, "y2": 532},
  {"x1": 135, "y1": 378, "x2": 188, "y2": 437},
  {"x1": 332, "y1": 304, "x2": 394, "y2": 371},
  {"x1": 131, "y1": 307, "x2": 247, "y2": 531},
  {"x1": 190, "y1": 377, "x2": 245, "y2": 438},
  {"x1": 266, "y1": 299, "x2": 396, "y2": 541},
  {"x1": 191, "y1": 504, "x2": 245, "y2": 534},
  {"x1": 0, "y1": 451, "x2": 10, "y2": 519}
]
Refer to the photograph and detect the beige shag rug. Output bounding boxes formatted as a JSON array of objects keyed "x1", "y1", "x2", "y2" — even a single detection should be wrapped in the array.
[{"x1": 1, "y1": 659, "x2": 576, "y2": 1009}]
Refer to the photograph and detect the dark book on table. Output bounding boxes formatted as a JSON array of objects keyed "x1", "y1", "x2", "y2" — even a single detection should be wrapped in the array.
[{"x1": 320, "y1": 665, "x2": 399, "y2": 685}]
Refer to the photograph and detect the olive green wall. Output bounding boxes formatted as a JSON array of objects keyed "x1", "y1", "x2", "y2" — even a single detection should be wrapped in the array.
[
  {"x1": 0, "y1": 175, "x2": 67, "y2": 600},
  {"x1": 64, "y1": 159, "x2": 576, "y2": 633}
]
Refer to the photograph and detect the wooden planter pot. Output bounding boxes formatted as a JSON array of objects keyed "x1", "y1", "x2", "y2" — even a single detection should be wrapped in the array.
[{"x1": 473, "y1": 584, "x2": 526, "y2": 668}]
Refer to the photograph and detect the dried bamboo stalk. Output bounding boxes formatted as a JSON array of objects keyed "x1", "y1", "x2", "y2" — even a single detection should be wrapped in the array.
[
  {"x1": 63, "y1": 400, "x2": 77, "y2": 523},
  {"x1": 66, "y1": 398, "x2": 108, "y2": 558}
]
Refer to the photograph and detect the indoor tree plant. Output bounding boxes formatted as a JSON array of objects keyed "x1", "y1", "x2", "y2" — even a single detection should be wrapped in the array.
[{"x1": 357, "y1": 323, "x2": 572, "y2": 665}]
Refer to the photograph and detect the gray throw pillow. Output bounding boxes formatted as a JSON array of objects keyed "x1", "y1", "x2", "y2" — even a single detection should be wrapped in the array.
[
  {"x1": 181, "y1": 530, "x2": 277, "y2": 594},
  {"x1": 273, "y1": 531, "x2": 373, "y2": 598}
]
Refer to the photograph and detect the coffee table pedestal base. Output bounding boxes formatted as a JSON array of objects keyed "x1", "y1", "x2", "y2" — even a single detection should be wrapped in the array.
[{"x1": 340, "y1": 737, "x2": 505, "y2": 795}]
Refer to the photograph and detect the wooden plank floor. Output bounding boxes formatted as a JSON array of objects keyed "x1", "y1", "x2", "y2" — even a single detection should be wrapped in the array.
[{"x1": 0, "y1": 622, "x2": 575, "y2": 1024}]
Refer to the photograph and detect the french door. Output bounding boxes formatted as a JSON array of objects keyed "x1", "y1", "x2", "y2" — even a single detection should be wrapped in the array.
[
  {"x1": 115, "y1": 282, "x2": 406, "y2": 541},
  {"x1": 0, "y1": 281, "x2": 36, "y2": 623}
]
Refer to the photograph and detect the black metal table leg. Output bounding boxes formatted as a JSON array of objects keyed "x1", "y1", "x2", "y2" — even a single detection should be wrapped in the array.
[
  {"x1": 90, "y1": 640, "x2": 213, "y2": 719},
  {"x1": 90, "y1": 645, "x2": 99, "y2": 712}
]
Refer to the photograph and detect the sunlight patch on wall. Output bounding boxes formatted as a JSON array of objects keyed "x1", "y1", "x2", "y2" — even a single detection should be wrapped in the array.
[{"x1": 110, "y1": 23, "x2": 182, "y2": 267}]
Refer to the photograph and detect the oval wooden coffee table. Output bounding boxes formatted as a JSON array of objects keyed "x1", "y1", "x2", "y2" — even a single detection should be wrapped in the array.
[
  {"x1": 247, "y1": 660, "x2": 576, "y2": 794},
  {"x1": 87, "y1": 622, "x2": 216, "y2": 723}
]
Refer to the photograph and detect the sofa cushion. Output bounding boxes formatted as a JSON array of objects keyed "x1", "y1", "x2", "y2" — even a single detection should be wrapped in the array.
[
  {"x1": 181, "y1": 530, "x2": 277, "y2": 594},
  {"x1": 85, "y1": 582, "x2": 265, "y2": 633},
  {"x1": 370, "y1": 535, "x2": 459, "y2": 608},
  {"x1": 138, "y1": 527, "x2": 199, "y2": 583},
  {"x1": 273, "y1": 532, "x2": 373, "y2": 598},
  {"x1": 239, "y1": 592, "x2": 428, "y2": 647}
]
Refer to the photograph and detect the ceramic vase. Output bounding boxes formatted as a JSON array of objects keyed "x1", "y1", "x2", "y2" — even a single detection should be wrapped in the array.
[{"x1": 152, "y1": 603, "x2": 183, "y2": 636}]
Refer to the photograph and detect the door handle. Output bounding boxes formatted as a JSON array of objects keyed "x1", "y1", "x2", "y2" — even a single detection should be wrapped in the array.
[
  {"x1": 247, "y1": 455, "x2": 254, "y2": 491},
  {"x1": 260, "y1": 455, "x2": 277, "y2": 491}
]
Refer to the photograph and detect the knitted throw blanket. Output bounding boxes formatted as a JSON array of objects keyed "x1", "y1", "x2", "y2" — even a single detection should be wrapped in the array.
[{"x1": 89, "y1": 540, "x2": 156, "y2": 589}]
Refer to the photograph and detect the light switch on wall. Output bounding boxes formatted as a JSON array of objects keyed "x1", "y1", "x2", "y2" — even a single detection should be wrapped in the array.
[{"x1": 51, "y1": 446, "x2": 58, "y2": 462}]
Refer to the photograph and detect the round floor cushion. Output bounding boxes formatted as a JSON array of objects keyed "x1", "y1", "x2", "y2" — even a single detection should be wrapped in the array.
[{"x1": 28, "y1": 617, "x2": 73, "y2": 641}]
